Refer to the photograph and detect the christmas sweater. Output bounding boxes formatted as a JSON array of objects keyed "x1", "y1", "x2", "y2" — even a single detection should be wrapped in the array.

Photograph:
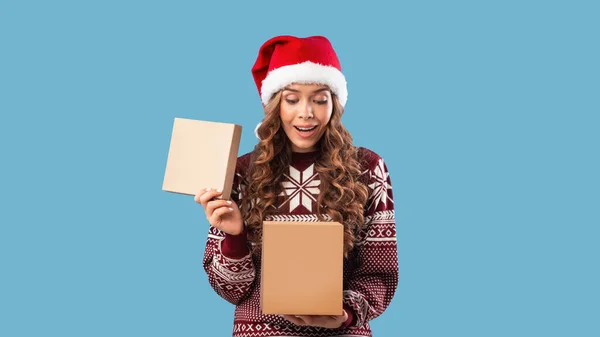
[{"x1": 202, "y1": 147, "x2": 398, "y2": 337}]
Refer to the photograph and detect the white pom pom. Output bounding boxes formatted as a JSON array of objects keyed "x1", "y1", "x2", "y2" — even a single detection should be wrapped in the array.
[{"x1": 254, "y1": 122, "x2": 262, "y2": 139}]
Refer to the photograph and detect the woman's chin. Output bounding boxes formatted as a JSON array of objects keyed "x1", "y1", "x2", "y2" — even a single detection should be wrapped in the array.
[{"x1": 291, "y1": 141, "x2": 317, "y2": 153}]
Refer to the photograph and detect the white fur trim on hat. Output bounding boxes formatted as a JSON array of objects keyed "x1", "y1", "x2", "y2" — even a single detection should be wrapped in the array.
[{"x1": 260, "y1": 61, "x2": 348, "y2": 106}]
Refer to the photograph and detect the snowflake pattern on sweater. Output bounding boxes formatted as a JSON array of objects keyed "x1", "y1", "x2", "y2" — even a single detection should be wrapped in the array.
[{"x1": 202, "y1": 147, "x2": 398, "y2": 337}]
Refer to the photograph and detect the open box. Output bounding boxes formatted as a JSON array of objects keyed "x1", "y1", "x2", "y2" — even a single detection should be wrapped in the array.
[{"x1": 260, "y1": 220, "x2": 344, "y2": 315}]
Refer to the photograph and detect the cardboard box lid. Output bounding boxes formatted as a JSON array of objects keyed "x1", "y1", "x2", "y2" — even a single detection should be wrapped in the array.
[
  {"x1": 162, "y1": 117, "x2": 242, "y2": 200},
  {"x1": 260, "y1": 221, "x2": 344, "y2": 316}
]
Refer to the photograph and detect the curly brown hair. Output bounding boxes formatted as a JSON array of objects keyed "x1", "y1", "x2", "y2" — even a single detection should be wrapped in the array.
[{"x1": 240, "y1": 89, "x2": 369, "y2": 258}]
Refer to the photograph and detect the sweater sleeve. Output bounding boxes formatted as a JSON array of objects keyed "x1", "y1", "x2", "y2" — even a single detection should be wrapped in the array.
[
  {"x1": 202, "y1": 167, "x2": 256, "y2": 305},
  {"x1": 343, "y1": 155, "x2": 399, "y2": 327}
]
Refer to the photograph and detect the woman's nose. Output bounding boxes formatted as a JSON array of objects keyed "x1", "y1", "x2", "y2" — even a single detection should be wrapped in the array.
[{"x1": 298, "y1": 101, "x2": 314, "y2": 119}]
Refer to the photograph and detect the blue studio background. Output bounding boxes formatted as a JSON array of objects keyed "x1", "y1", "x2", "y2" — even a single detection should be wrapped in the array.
[{"x1": 1, "y1": 1, "x2": 598, "y2": 336}]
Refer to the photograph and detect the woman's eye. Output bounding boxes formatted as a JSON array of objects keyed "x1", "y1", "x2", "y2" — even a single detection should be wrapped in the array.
[
  {"x1": 314, "y1": 99, "x2": 328, "y2": 105},
  {"x1": 285, "y1": 99, "x2": 298, "y2": 104}
]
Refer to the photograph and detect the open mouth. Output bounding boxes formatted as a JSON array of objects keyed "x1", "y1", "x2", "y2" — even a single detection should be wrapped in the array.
[{"x1": 294, "y1": 125, "x2": 318, "y2": 132}]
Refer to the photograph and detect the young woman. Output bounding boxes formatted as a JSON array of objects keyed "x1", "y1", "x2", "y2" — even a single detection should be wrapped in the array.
[{"x1": 195, "y1": 35, "x2": 398, "y2": 337}]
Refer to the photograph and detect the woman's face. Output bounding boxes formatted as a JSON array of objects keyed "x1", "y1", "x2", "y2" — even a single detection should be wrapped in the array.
[{"x1": 279, "y1": 83, "x2": 333, "y2": 153}]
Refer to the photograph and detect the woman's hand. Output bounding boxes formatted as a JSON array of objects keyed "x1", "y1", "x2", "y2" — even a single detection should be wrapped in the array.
[
  {"x1": 281, "y1": 311, "x2": 348, "y2": 329},
  {"x1": 194, "y1": 188, "x2": 244, "y2": 235}
]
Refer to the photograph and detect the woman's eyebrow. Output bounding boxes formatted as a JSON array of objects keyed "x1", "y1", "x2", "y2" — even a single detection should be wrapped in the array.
[{"x1": 282, "y1": 87, "x2": 329, "y2": 93}]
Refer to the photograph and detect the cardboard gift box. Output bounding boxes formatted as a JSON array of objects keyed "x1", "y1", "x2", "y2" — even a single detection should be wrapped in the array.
[
  {"x1": 162, "y1": 117, "x2": 242, "y2": 200},
  {"x1": 260, "y1": 220, "x2": 344, "y2": 315}
]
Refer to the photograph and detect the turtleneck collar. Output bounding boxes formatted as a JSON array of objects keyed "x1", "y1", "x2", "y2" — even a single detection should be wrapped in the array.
[{"x1": 290, "y1": 149, "x2": 320, "y2": 166}]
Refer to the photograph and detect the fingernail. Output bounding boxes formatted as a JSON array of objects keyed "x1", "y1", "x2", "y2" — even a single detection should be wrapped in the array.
[
  {"x1": 206, "y1": 188, "x2": 211, "y2": 191},
  {"x1": 226, "y1": 200, "x2": 232, "y2": 204},
  {"x1": 228, "y1": 208, "x2": 233, "y2": 211},
  {"x1": 217, "y1": 188, "x2": 222, "y2": 192}
]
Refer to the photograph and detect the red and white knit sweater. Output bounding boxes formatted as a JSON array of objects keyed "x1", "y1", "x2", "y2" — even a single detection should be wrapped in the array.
[{"x1": 202, "y1": 147, "x2": 398, "y2": 337}]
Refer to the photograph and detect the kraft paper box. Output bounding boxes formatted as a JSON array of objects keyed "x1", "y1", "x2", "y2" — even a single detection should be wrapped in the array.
[
  {"x1": 162, "y1": 117, "x2": 242, "y2": 200},
  {"x1": 260, "y1": 221, "x2": 344, "y2": 315}
]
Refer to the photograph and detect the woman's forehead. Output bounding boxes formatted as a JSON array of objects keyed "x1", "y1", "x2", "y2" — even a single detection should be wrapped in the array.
[{"x1": 283, "y1": 83, "x2": 330, "y2": 93}]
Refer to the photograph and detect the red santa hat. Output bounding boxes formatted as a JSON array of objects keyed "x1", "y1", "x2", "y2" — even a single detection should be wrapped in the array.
[{"x1": 251, "y1": 35, "x2": 348, "y2": 107}]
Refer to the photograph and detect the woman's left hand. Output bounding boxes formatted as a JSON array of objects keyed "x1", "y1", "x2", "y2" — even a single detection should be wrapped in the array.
[{"x1": 282, "y1": 311, "x2": 348, "y2": 329}]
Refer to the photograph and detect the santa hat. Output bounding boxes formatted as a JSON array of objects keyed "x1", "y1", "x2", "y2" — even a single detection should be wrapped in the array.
[{"x1": 251, "y1": 35, "x2": 348, "y2": 107}]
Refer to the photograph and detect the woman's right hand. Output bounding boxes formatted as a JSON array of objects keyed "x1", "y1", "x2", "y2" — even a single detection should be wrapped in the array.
[{"x1": 194, "y1": 188, "x2": 244, "y2": 235}]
